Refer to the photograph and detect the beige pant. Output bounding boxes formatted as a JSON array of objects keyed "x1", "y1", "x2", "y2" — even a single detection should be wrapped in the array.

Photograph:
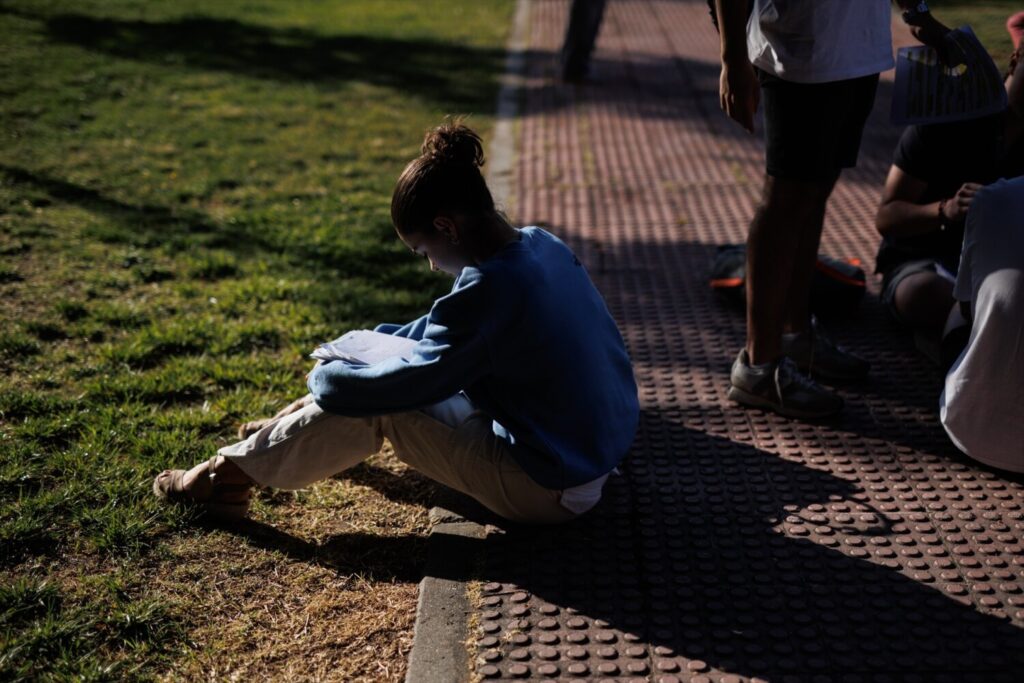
[{"x1": 218, "y1": 395, "x2": 576, "y2": 524}]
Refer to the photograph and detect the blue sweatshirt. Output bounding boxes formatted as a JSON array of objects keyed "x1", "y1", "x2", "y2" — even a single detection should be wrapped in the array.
[{"x1": 307, "y1": 227, "x2": 639, "y2": 489}]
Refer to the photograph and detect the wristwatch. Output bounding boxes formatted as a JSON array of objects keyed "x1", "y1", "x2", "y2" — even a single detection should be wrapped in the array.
[{"x1": 903, "y1": 1, "x2": 930, "y2": 23}]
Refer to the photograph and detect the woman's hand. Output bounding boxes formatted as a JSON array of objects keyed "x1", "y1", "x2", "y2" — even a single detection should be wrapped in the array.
[{"x1": 941, "y1": 182, "x2": 983, "y2": 223}]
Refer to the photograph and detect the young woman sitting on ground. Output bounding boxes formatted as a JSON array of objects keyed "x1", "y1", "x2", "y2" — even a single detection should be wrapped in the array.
[
  {"x1": 874, "y1": 28, "x2": 1024, "y2": 368},
  {"x1": 153, "y1": 121, "x2": 640, "y2": 524}
]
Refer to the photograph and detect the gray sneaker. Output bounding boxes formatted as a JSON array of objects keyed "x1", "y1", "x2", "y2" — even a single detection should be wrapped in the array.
[
  {"x1": 728, "y1": 349, "x2": 844, "y2": 419},
  {"x1": 781, "y1": 317, "x2": 869, "y2": 382}
]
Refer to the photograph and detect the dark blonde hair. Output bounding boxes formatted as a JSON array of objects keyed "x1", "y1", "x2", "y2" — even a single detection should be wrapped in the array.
[{"x1": 391, "y1": 120, "x2": 495, "y2": 236}]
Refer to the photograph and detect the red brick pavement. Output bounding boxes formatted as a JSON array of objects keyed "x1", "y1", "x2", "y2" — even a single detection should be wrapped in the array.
[{"x1": 467, "y1": 2, "x2": 1024, "y2": 681}]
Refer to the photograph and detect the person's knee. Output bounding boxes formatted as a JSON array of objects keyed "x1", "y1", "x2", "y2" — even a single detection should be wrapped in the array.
[
  {"x1": 893, "y1": 272, "x2": 954, "y2": 329},
  {"x1": 759, "y1": 175, "x2": 833, "y2": 220}
]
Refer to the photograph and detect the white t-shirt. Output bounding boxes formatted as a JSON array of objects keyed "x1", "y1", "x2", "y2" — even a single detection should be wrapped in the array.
[
  {"x1": 747, "y1": 0, "x2": 895, "y2": 83},
  {"x1": 939, "y1": 177, "x2": 1024, "y2": 474}
]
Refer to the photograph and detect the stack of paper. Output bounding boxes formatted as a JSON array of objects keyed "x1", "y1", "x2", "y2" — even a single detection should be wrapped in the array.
[
  {"x1": 892, "y1": 26, "x2": 1007, "y2": 125},
  {"x1": 310, "y1": 330, "x2": 418, "y2": 365}
]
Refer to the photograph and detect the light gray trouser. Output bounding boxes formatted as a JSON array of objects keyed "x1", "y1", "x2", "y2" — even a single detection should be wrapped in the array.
[{"x1": 219, "y1": 395, "x2": 576, "y2": 524}]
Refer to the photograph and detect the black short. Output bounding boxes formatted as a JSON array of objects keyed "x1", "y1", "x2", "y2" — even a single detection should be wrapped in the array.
[{"x1": 757, "y1": 69, "x2": 880, "y2": 182}]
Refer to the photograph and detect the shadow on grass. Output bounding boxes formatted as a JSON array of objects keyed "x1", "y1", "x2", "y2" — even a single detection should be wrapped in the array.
[
  {"x1": 226, "y1": 518, "x2": 428, "y2": 583},
  {"x1": 218, "y1": 410, "x2": 1024, "y2": 680},
  {"x1": 17, "y1": 9, "x2": 505, "y2": 110},
  {"x1": 332, "y1": 462, "x2": 438, "y2": 509},
  {"x1": 0, "y1": 163, "x2": 420, "y2": 283},
  {"x1": 0, "y1": 163, "x2": 247, "y2": 246}
]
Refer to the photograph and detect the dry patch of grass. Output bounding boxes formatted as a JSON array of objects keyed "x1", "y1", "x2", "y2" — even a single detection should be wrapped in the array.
[
  {"x1": 153, "y1": 450, "x2": 437, "y2": 682},
  {"x1": 2, "y1": 449, "x2": 434, "y2": 681},
  {"x1": 161, "y1": 552, "x2": 419, "y2": 682},
  {"x1": 2, "y1": 418, "x2": 441, "y2": 681}
]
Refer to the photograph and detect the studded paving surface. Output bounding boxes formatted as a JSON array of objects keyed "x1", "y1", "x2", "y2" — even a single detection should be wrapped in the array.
[{"x1": 467, "y1": 1, "x2": 1024, "y2": 681}]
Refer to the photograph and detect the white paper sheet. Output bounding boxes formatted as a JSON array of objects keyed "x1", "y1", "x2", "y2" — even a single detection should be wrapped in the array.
[
  {"x1": 891, "y1": 26, "x2": 1007, "y2": 125},
  {"x1": 310, "y1": 330, "x2": 419, "y2": 364}
]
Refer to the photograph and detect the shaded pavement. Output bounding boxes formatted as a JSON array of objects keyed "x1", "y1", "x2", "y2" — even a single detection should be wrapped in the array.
[{"x1": 412, "y1": 1, "x2": 1024, "y2": 681}]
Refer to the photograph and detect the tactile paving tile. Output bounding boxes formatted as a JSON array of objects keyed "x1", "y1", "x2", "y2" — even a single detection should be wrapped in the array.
[{"x1": 469, "y1": 1, "x2": 1024, "y2": 680}]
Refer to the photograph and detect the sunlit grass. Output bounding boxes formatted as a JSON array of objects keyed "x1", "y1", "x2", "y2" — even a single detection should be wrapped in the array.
[
  {"x1": 930, "y1": 0, "x2": 1020, "y2": 66},
  {"x1": 0, "y1": 0, "x2": 513, "y2": 678}
]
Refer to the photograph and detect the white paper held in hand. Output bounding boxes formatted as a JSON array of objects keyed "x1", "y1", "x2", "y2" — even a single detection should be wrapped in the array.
[
  {"x1": 891, "y1": 26, "x2": 1007, "y2": 125},
  {"x1": 310, "y1": 330, "x2": 419, "y2": 364}
]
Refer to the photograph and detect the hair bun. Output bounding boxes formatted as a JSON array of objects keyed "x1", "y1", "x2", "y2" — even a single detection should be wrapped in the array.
[{"x1": 422, "y1": 120, "x2": 485, "y2": 168}]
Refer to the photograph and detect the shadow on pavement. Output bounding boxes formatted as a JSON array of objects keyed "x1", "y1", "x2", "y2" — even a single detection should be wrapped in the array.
[
  {"x1": 512, "y1": 50, "x2": 905, "y2": 182},
  {"x1": 227, "y1": 409, "x2": 1024, "y2": 680}
]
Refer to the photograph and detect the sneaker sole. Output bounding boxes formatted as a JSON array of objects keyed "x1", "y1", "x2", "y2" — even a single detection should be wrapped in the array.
[{"x1": 727, "y1": 385, "x2": 843, "y2": 419}]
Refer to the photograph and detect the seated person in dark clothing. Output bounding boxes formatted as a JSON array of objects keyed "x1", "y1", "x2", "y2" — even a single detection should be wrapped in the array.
[{"x1": 875, "y1": 35, "x2": 1024, "y2": 364}]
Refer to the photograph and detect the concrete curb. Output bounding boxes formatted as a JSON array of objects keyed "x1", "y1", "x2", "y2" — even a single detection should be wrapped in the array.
[
  {"x1": 404, "y1": 1, "x2": 531, "y2": 681},
  {"x1": 487, "y1": 0, "x2": 531, "y2": 219},
  {"x1": 404, "y1": 508, "x2": 488, "y2": 683}
]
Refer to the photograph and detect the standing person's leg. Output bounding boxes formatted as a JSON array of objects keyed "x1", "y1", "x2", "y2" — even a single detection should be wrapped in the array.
[
  {"x1": 730, "y1": 71, "x2": 879, "y2": 416},
  {"x1": 745, "y1": 176, "x2": 832, "y2": 365},
  {"x1": 732, "y1": 174, "x2": 844, "y2": 418},
  {"x1": 776, "y1": 74, "x2": 876, "y2": 381},
  {"x1": 781, "y1": 180, "x2": 834, "y2": 336},
  {"x1": 560, "y1": 0, "x2": 608, "y2": 82}
]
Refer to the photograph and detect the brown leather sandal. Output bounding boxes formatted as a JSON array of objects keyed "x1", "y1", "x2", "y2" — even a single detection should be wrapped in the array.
[{"x1": 152, "y1": 456, "x2": 253, "y2": 520}]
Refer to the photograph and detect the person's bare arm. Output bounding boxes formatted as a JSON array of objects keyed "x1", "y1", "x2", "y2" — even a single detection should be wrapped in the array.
[
  {"x1": 875, "y1": 165, "x2": 981, "y2": 238},
  {"x1": 1005, "y1": 45, "x2": 1024, "y2": 143},
  {"x1": 715, "y1": 0, "x2": 759, "y2": 133}
]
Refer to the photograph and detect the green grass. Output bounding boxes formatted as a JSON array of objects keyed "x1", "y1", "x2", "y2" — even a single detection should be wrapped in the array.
[
  {"x1": 931, "y1": 1, "x2": 1020, "y2": 66},
  {"x1": 1, "y1": 574, "x2": 183, "y2": 680},
  {"x1": 0, "y1": 0, "x2": 512, "y2": 678}
]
